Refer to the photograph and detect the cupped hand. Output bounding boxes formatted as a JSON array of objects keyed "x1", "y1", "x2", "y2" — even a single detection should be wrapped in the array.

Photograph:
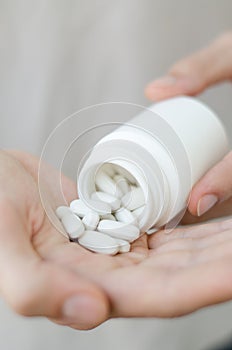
[
  {"x1": 145, "y1": 32, "x2": 232, "y2": 223},
  {"x1": 4, "y1": 150, "x2": 232, "y2": 330},
  {"x1": 94, "y1": 217, "x2": 232, "y2": 318},
  {"x1": 0, "y1": 150, "x2": 110, "y2": 330}
]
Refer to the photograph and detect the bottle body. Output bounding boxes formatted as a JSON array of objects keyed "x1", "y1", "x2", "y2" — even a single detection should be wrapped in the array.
[{"x1": 78, "y1": 97, "x2": 229, "y2": 232}]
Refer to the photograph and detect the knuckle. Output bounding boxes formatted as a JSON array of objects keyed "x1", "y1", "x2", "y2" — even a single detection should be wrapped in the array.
[
  {"x1": 169, "y1": 55, "x2": 202, "y2": 77},
  {"x1": 169, "y1": 59, "x2": 193, "y2": 76},
  {"x1": 169, "y1": 58, "x2": 206, "y2": 92}
]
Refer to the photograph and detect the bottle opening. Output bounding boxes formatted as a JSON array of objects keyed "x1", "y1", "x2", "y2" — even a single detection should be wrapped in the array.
[
  {"x1": 77, "y1": 138, "x2": 167, "y2": 232},
  {"x1": 78, "y1": 159, "x2": 151, "y2": 229},
  {"x1": 96, "y1": 162, "x2": 146, "y2": 217}
]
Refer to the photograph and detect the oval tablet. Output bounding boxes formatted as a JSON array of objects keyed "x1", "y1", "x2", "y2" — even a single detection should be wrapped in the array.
[
  {"x1": 56, "y1": 206, "x2": 72, "y2": 219},
  {"x1": 116, "y1": 167, "x2": 137, "y2": 185},
  {"x1": 116, "y1": 239, "x2": 131, "y2": 253},
  {"x1": 132, "y1": 205, "x2": 145, "y2": 218},
  {"x1": 87, "y1": 199, "x2": 112, "y2": 215},
  {"x1": 61, "y1": 213, "x2": 85, "y2": 239},
  {"x1": 113, "y1": 174, "x2": 130, "y2": 195},
  {"x1": 121, "y1": 187, "x2": 145, "y2": 211},
  {"x1": 70, "y1": 199, "x2": 90, "y2": 217},
  {"x1": 100, "y1": 213, "x2": 116, "y2": 221},
  {"x1": 97, "y1": 220, "x2": 140, "y2": 242},
  {"x1": 91, "y1": 191, "x2": 121, "y2": 211},
  {"x1": 115, "y1": 207, "x2": 137, "y2": 226},
  {"x1": 70, "y1": 198, "x2": 111, "y2": 216},
  {"x1": 78, "y1": 230, "x2": 119, "y2": 255},
  {"x1": 95, "y1": 170, "x2": 123, "y2": 198},
  {"x1": 82, "y1": 211, "x2": 100, "y2": 231}
]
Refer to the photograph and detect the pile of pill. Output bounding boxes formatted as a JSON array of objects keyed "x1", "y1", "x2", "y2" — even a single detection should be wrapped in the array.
[{"x1": 56, "y1": 164, "x2": 145, "y2": 255}]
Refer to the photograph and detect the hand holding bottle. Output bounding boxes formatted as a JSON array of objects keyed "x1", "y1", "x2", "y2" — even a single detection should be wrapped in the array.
[{"x1": 145, "y1": 32, "x2": 232, "y2": 222}]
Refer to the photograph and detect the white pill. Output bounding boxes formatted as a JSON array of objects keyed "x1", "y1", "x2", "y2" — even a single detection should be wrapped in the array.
[
  {"x1": 95, "y1": 170, "x2": 123, "y2": 198},
  {"x1": 115, "y1": 207, "x2": 137, "y2": 226},
  {"x1": 87, "y1": 199, "x2": 112, "y2": 215},
  {"x1": 70, "y1": 199, "x2": 90, "y2": 217},
  {"x1": 55, "y1": 206, "x2": 72, "y2": 219},
  {"x1": 100, "y1": 213, "x2": 116, "y2": 221},
  {"x1": 116, "y1": 167, "x2": 137, "y2": 185},
  {"x1": 116, "y1": 239, "x2": 131, "y2": 253},
  {"x1": 146, "y1": 227, "x2": 159, "y2": 235},
  {"x1": 121, "y1": 187, "x2": 145, "y2": 211},
  {"x1": 78, "y1": 230, "x2": 119, "y2": 255},
  {"x1": 91, "y1": 191, "x2": 121, "y2": 211},
  {"x1": 82, "y1": 211, "x2": 100, "y2": 231},
  {"x1": 132, "y1": 205, "x2": 145, "y2": 218},
  {"x1": 97, "y1": 220, "x2": 140, "y2": 242},
  {"x1": 61, "y1": 213, "x2": 85, "y2": 239},
  {"x1": 101, "y1": 163, "x2": 116, "y2": 177},
  {"x1": 70, "y1": 198, "x2": 111, "y2": 216},
  {"x1": 113, "y1": 174, "x2": 130, "y2": 195}
]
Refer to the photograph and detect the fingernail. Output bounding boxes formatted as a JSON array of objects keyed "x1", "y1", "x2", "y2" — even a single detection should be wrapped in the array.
[
  {"x1": 149, "y1": 76, "x2": 177, "y2": 87},
  {"x1": 62, "y1": 294, "x2": 98, "y2": 324},
  {"x1": 197, "y1": 194, "x2": 218, "y2": 216}
]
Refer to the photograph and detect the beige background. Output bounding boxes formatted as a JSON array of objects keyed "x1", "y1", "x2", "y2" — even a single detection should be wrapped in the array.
[{"x1": 0, "y1": 0, "x2": 232, "y2": 349}]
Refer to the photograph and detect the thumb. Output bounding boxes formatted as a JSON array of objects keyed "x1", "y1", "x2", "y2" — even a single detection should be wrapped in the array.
[
  {"x1": 188, "y1": 151, "x2": 232, "y2": 218},
  {"x1": 145, "y1": 32, "x2": 232, "y2": 101},
  {"x1": 0, "y1": 201, "x2": 109, "y2": 330}
]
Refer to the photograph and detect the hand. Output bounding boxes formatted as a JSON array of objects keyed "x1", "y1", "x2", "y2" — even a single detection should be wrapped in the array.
[
  {"x1": 144, "y1": 32, "x2": 232, "y2": 223},
  {"x1": 46, "y1": 213, "x2": 232, "y2": 320},
  {"x1": 3, "y1": 150, "x2": 232, "y2": 326},
  {"x1": 0, "y1": 150, "x2": 110, "y2": 330}
]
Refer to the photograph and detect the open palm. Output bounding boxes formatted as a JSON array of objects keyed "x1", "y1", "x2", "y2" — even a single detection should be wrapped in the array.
[{"x1": 2, "y1": 150, "x2": 232, "y2": 330}]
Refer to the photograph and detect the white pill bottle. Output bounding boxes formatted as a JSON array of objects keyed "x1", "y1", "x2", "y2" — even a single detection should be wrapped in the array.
[{"x1": 78, "y1": 97, "x2": 229, "y2": 232}]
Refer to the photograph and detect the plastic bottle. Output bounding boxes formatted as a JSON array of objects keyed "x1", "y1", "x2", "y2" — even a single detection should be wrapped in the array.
[{"x1": 78, "y1": 96, "x2": 229, "y2": 232}]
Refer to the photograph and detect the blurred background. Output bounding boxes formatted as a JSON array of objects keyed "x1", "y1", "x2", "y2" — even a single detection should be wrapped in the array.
[{"x1": 0, "y1": 0, "x2": 232, "y2": 349}]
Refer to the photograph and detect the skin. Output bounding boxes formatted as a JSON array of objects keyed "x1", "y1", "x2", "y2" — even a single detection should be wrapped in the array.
[
  {"x1": 1, "y1": 32, "x2": 232, "y2": 330},
  {"x1": 145, "y1": 31, "x2": 232, "y2": 223}
]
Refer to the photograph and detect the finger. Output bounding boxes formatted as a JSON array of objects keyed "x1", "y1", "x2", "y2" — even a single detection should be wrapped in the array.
[
  {"x1": 181, "y1": 198, "x2": 232, "y2": 225},
  {"x1": 164, "y1": 257, "x2": 232, "y2": 317},
  {"x1": 97, "y1": 261, "x2": 231, "y2": 317},
  {"x1": 0, "y1": 200, "x2": 109, "y2": 330},
  {"x1": 149, "y1": 225, "x2": 232, "y2": 257},
  {"x1": 145, "y1": 32, "x2": 232, "y2": 101},
  {"x1": 188, "y1": 151, "x2": 232, "y2": 217},
  {"x1": 148, "y1": 218, "x2": 232, "y2": 249},
  {"x1": 98, "y1": 253, "x2": 232, "y2": 318}
]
